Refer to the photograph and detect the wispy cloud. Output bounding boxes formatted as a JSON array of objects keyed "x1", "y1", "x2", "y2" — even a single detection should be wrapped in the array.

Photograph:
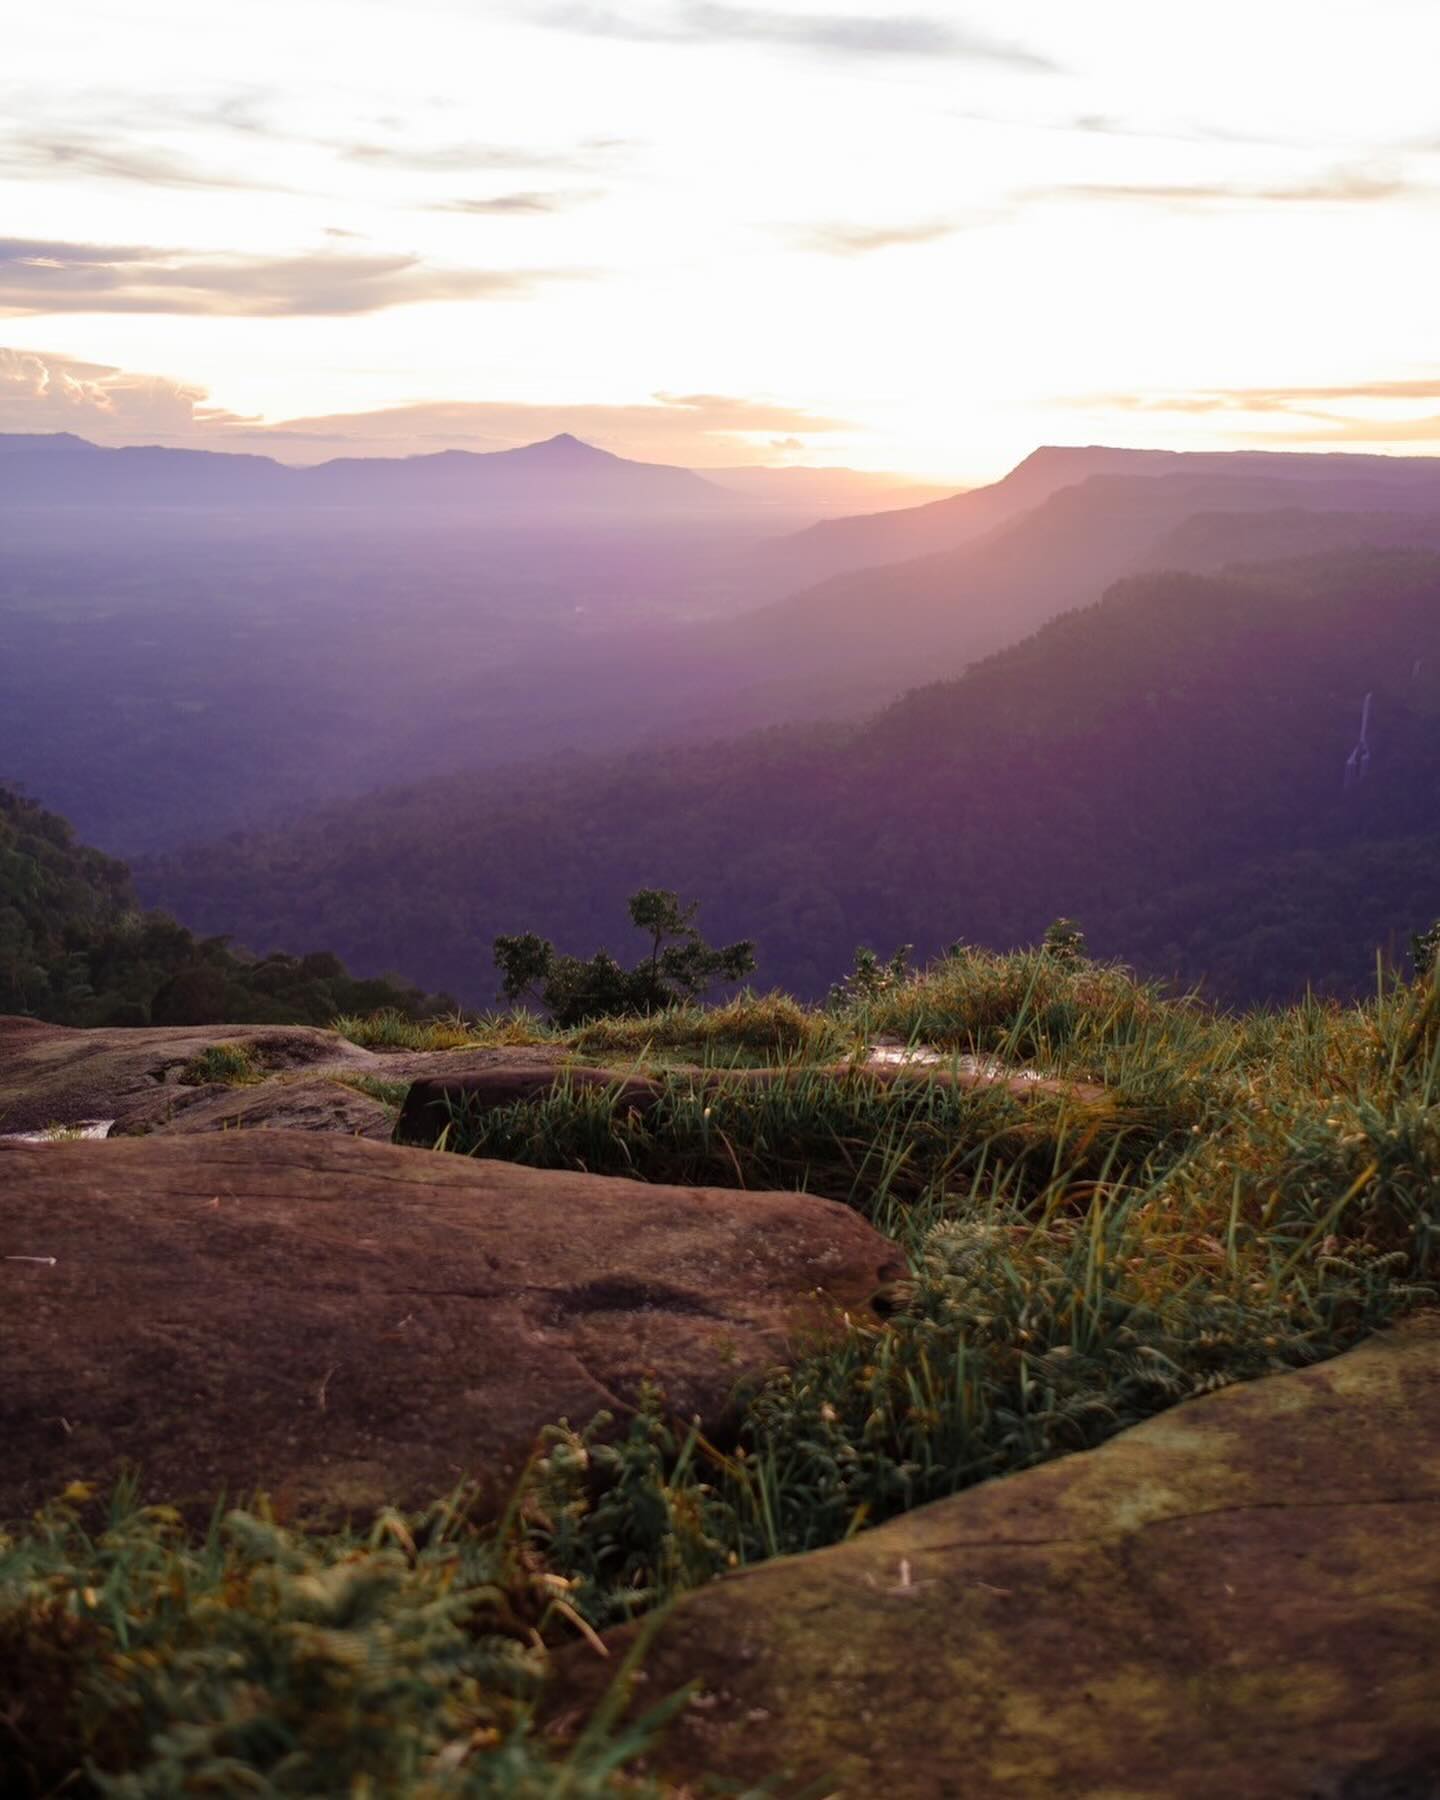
[
  {"x1": 1031, "y1": 162, "x2": 1421, "y2": 207},
  {"x1": 342, "y1": 136, "x2": 633, "y2": 173},
  {"x1": 429, "y1": 189, "x2": 602, "y2": 215},
  {"x1": 1068, "y1": 377, "x2": 1440, "y2": 446},
  {"x1": 0, "y1": 239, "x2": 575, "y2": 317},
  {"x1": 0, "y1": 131, "x2": 279, "y2": 192},
  {"x1": 0, "y1": 82, "x2": 292, "y2": 191},
  {"x1": 786, "y1": 218, "x2": 964, "y2": 254},
  {"x1": 1083, "y1": 378, "x2": 1440, "y2": 415},
  {"x1": 539, "y1": 3, "x2": 1056, "y2": 67}
]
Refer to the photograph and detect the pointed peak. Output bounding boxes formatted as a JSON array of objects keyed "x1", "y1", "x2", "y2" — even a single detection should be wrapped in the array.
[{"x1": 519, "y1": 431, "x2": 617, "y2": 461}]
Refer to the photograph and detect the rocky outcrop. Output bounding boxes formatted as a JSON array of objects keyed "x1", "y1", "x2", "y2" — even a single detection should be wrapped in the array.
[
  {"x1": 111, "y1": 1076, "x2": 395, "y2": 1140},
  {"x1": 551, "y1": 1316, "x2": 1440, "y2": 1799},
  {"x1": 0, "y1": 1131, "x2": 904, "y2": 1524},
  {"x1": 0, "y1": 1016, "x2": 376, "y2": 1135},
  {"x1": 0, "y1": 1016, "x2": 591, "y2": 1140},
  {"x1": 396, "y1": 1059, "x2": 1104, "y2": 1144}
]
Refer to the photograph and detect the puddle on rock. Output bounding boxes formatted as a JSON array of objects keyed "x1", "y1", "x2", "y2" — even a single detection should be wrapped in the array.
[
  {"x1": 864, "y1": 1044, "x2": 1043, "y2": 1082},
  {"x1": 1, "y1": 1120, "x2": 115, "y2": 1143}
]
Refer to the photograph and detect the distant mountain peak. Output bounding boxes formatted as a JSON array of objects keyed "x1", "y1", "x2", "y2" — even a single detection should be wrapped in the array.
[
  {"x1": 0, "y1": 430, "x2": 100, "y2": 454},
  {"x1": 518, "y1": 431, "x2": 618, "y2": 463}
]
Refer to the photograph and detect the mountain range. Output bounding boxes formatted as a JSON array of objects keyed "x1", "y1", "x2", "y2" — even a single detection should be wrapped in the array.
[
  {"x1": 140, "y1": 545, "x2": 1440, "y2": 1007},
  {"x1": 9, "y1": 431, "x2": 1440, "y2": 973},
  {"x1": 0, "y1": 429, "x2": 743, "y2": 517}
]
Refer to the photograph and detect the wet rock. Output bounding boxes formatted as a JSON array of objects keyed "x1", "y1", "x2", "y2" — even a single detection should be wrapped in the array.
[
  {"x1": 552, "y1": 1315, "x2": 1440, "y2": 1799},
  {"x1": 0, "y1": 1131, "x2": 904, "y2": 1524}
]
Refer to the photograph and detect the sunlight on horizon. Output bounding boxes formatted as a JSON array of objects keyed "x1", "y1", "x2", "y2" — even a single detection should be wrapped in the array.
[{"x1": 3, "y1": 0, "x2": 1439, "y2": 481}]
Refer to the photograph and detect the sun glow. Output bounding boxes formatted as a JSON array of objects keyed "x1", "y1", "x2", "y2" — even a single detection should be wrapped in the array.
[{"x1": 3, "y1": 0, "x2": 1439, "y2": 478}]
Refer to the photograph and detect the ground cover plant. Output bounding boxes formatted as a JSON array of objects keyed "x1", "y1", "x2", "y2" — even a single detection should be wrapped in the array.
[{"x1": 6, "y1": 938, "x2": 1440, "y2": 1792}]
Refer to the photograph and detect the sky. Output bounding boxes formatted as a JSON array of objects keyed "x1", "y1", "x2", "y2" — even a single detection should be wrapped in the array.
[{"x1": 2, "y1": 0, "x2": 1439, "y2": 481}]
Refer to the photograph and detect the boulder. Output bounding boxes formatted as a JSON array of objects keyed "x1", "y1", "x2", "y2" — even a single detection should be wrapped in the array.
[
  {"x1": 0, "y1": 1016, "x2": 376, "y2": 1135},
  {"x1": 397, "y1": 1059, "x2": 1105, "y2": 1145},
  {"x1": 553, "y1": 1315, "x2": 1440, "y2": 1799},
  {"x1": 0, "y1": 1132, "x2": 903, "y2": 1524}
]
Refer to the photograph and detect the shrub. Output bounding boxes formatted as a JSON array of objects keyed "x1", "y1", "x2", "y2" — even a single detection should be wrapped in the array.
[{"x1": 494, "y1": 890, "x2": 755, "y2": 1028}]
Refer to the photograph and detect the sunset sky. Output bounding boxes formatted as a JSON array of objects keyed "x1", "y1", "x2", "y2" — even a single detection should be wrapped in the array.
[{"x1": 3, "y1": 0, "x2": 1439, "y2": 480}]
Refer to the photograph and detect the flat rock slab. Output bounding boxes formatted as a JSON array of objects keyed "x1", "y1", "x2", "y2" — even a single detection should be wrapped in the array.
[
  {"x1": 114, "y1": 1076, "x2": 395, "y2": 1141},
  {"x1": 0, "y1": 1132, "x2": 903, "y2": 1525},
  {"x1": 559, "y1": 1316, "x2": 1440, "y2": 1799},
  {"x1": 397, "y1": 1060, "x2": 1105, "y2": 1144},
  {"x1": 0, "y1": 1016, "x2": 376, "y2": 1135},
  {"x1": 0, "y1": 1016, "x2": 590, "y2": 1140}
]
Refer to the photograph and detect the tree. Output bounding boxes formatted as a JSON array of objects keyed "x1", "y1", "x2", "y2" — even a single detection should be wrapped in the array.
[
  {"x1": 1041, "y1": 918, "x2": 1087, "y2": 963},
  {"x1": 828, "y1": 943, "x2": 912, "y2": 1009},
  {"x1": 493, "y1": 888, "x2": 755, "y2": 1027},
  {"x1": 1411, "y1": 919, "x2": 1440, "y2": 982}
]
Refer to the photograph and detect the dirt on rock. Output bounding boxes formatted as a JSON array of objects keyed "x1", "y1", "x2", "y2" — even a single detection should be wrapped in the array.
[
  {"x1": 0, "y1": 1131, "x2": 904, "y2": 1525},
  {"x1": 550, "y1": 1314, "x2": 1440, "y2": 1799}
]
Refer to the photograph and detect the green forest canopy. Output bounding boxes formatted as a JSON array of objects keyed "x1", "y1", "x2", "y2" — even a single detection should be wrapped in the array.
[{"x1": 0, "y1": 785, "x2": 453, "y2": 1028}]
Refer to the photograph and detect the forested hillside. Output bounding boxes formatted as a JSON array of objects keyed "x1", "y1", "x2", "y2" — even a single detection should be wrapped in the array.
[
  {"x1": 140, "y1": 548, "x2": 1440, "y2": 1008},
  {"x1": 10, "y1": 443, "x2": 1440, "y2": 859},
  {"x1": 0, "y1": 787, "x2": 451, "y2": 1026}
]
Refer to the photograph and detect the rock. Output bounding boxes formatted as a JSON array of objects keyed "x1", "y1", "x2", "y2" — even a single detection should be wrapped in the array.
[
  {"x1": 552, "y1": 1316, "x2": 1440, "y2": 1799},
  {"x1": 0, "y1": 1016, "x2": 376, "y2": 1136},
  {"x1": 396, "y1": 1060, "x2": 1105, "y2": 1144},
  {"x1": 106, "y1": 1083, "x2": 240, "y2": 1135},
  {"x1": 114, "y1": 1077, "x2": 395, "y2": 1141},
  {"x1": 0, "y1": 1132, "x2": 904, "y2": 1524}
]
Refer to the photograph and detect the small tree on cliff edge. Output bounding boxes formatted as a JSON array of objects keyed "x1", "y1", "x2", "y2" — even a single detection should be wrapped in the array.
[{"x1": 493, "y1": 888, "x2": 756, "y2": 1027}]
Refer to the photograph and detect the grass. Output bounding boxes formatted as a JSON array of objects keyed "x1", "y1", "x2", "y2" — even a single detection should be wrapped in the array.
[
  {"x1": 332, "y1": 1007, "x2": 558, "y2": 1053},
  {"x1": 431, "y1": 951, "x2": 1440, "y2": 1622},
  {"x1": 9, "y1": 948, "x2": 1440, "y2": 1791},
  {"x1": 336, "y1": 1072, "x2": 414, "y2": 1109},
  {"x1": 176, "y1": 1042, "x2": 263, "y2": 1087},
  {"x1": 0, "y1": 1480, "x2": 686, "y2": 1798}
]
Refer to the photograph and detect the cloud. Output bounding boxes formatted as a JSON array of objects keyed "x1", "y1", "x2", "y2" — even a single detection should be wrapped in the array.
[
  {"x1": 342, "y1": 136, "x2": 634, "y2": 173},
  {"x1": 0, "y1": 239, "x2": 574, "y2": 318},
  {"x1": 0, "y1": 346, "x2": 256, "y2": 438},
  {"x1": 1085, "y1": 378, "x2": 1440, "y2": 415},
  {"x1": 0, "y1": 131, "x2": 279, "y2": 192},
  {"x1": 1031, "y1": 163, "x2": 1420, "y2": 207},
  {"x1": 0, "y1": 83, "x2": 293, "y2": 191},
  {"x1": 0, "y1": 354, "x2": 851, "y2": 464},
  {"x1": 1067, "y1": 378, "x2": 1440, "y2": 447},
  {"x1": 264, "y1": 391, "x2": 852, "y2": 462},
  {"x1": 539, "y1": 3, "x2": 1056, "y2": 67},
  {"x1": 429, "y1": 190, "x2": 602, "y2": 214},
  {"x1": 787, "y1": 216, "x2": 983, "y2": 254}
]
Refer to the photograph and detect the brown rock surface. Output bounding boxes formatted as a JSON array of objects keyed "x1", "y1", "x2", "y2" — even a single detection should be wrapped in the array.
[
  {"x1": 397, "y1": 1059, "x2": 1105, "y2": 1144},
  {"x1": 0, "y1": 1131, "x2": 903, "y2": 1524},
  {"x1": 0, "y1": 1015, "x2": 376, "y2": 1135},
  {"x1": 0, "y1": 1015, "x2": 591, "y2": 1140},
  {"x1": 555, "y1": 1315, "x2": 1440, "y2": 1799},
  {"x1": 117, "y1": 1076, "x2": 395, "y2": 1141}
]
